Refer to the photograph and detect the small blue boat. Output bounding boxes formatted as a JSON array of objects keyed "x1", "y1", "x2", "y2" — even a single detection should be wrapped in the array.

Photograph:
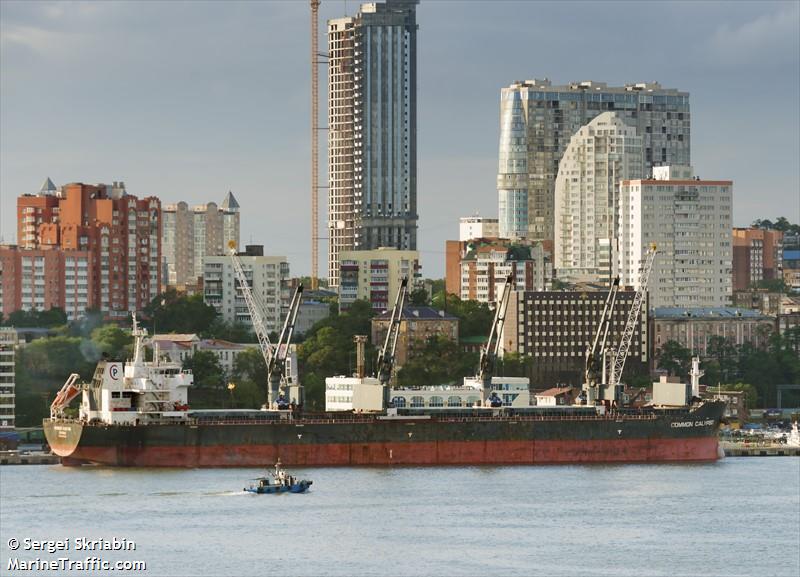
[{"x1": 244, "y1": 461, "x2": 312, "y2": 494}]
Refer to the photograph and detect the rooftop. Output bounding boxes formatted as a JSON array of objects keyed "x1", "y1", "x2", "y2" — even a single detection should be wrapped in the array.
[
  {"x1": 374, "y1": 306, "x2": 458, "y2": 321},
  {"x1": 653, "y1": 307, "x2": 772, "y2": 320}
]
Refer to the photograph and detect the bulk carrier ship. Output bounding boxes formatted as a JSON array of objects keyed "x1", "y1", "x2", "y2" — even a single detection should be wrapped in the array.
[{"x1": 44, "y1": 250, "x2": 726, "y2": 467}]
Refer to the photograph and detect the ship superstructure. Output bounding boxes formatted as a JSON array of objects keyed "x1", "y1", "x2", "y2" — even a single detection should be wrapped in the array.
[{"x1": 50, "y1": 316, "x2": 193, "y2": 426}]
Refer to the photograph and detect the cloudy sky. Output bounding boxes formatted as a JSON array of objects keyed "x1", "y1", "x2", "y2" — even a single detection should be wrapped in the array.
[{"x1": 1, "y1": 0, "x2": 798, "y2": 278}]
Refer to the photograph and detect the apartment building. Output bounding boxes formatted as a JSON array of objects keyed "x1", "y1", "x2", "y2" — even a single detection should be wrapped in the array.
[
  {"x1": 327, "y1": 0, "x2": 419, "y2": 286},
  {"x1": 203, "y1": 245, "x2": 289, "y2": 333},
  {"x1": 618, "y1": 166, "x2": 732, "y2": 308},
  {"x1": 14, "y1": 179, "x2": 160, "y2": 319},
  {"x1": 338, "y1": 247, "x2": 420, "y2": 311},
  {"x1": 162, "y1": 192, "x2": 240, "y2": 290},
  {"x1": 498, "y1": 79, "x2": 690, "y2": 243}
]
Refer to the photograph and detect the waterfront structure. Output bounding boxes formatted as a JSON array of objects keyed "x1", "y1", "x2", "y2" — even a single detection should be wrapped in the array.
[
  {"x1": 732, "y1": 227, "x2": 783, "y2": 291},
  {"x1": 651, "y1": 307, "x2": 774, "y2": 356},
  {"x1": 327, "y1": 0, "x2": 419, "y2": 287},
  {"x1": 371, "y1": 305, "x2": 459, "y2": 369},
  {"x1": 14, "y1": 180, "x2": 160, "y2": 319},
  {"x1": 338, "y1": 247, "x2": 420, "y2": 311},
  {"x1": 458, "y1": 240, "x2": 551, "y2": 303},
  {"x1": 498, "y1": 80, "x2": 690, "y2": 243},
  {"x1": 502, "y1": 288, "x2": 648, "y2": 388},
  {"x1": 554, "y1": 112, "x2": 643, "y2": 284},
  {"x1": 162, "y1": 193, "x2": 240, "y2": 290},
  {"x1": 0, "y1": 328, "x2": 16, "y2": 431},
  {"x1": 203, "y1": 245, "x2": 289, "y2": 333},
  {"x1": 460, "y1": 215, "x2": 499, "y2": 242},
  {"x1": 618, "y1": 166, "x2": 733, "y2": 308}
]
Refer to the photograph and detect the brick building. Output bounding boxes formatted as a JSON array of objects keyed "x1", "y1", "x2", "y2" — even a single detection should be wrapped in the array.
[
  {"x1": 732, "y1": 228, "x2": 783, "y2": 291},
  {"x1": 446, "y1": 238, "x2": 551, "y2": 303},
  {"x1": 12, "y1": 179, "x2": 161, "y2": 319},
  {"x1": 371, "y1": 306, "x2": 459, "y2": 370}
]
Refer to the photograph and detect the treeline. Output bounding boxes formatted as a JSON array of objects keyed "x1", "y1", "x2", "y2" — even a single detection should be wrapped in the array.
[
  {"x1": 751, "y1": 217, "x2": 800, "y2": 234},
  {"x1": 656, "y1": 329, "x2": 800, "y2": 407}
]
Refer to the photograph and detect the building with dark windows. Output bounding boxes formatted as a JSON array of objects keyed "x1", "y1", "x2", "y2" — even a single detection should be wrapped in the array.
[
  {"x1": 327, "y1": 0, "x2": 419, "y2": 287},
  {"x1": 502, "y1": 289, "x2": 649, "y2": 388}
]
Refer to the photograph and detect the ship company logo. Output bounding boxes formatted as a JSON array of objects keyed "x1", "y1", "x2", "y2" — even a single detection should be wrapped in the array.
[{"x1": 109, "y1": 365, "x2": 120, "y2": 380}]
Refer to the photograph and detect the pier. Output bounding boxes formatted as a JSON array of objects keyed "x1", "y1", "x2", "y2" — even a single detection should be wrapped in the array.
[
  {"x1": 721, "y1": 443, "x2": 800, "y2": 457},
  {"x1": 0, "y1": 451, "x2": 61, "y2": 465}
]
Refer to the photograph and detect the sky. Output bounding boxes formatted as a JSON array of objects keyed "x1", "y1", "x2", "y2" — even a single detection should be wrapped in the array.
[{"x1": 1, "y1": 0, "x2": 799, "y2": 279}]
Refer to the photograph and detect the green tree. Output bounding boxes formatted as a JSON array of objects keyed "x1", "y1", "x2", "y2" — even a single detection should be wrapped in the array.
[
  {"x1": 724, "y1": 382, "x2": 758, "y2": 408},
  {"x1": 206, "y1": 318, "x2": 256, "y2": 342},
  {"x1": 657, "y1": 340, "x2": 691, "y2": 379},
  {"x1": 705, "y1": 335, "x2": 738, "y2": 385},
  {"x1": 91, "y1": 325, "x2": 133, "y2": 361},
  {"x1": 183, "y1": 350, "x2": 225, "y2": 389},
  {"x1": 4, "y1": 307, "x2": 67, "y2": 328},
  {"x1": 144, "y1": 290, "x2": 217, "y2": 335},
  {"x1": 409, "y1": 288, "x2": 429, "y2": 306},
  {"x1": 431, "y1": 292, "x2": 493, "y2": 337},
  {"x1": 396, "y1": 336, "x2": 478, "y2": 388},
  {"x1": 496, "y1": 352, "x2": 532, "y2": 377}
]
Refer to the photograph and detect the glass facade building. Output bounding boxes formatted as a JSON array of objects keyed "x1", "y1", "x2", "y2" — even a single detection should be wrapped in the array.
[
  {"x1": 328, "y1": 0, "x2": 419, "y2": 287},
  {"x1": 497, "y1": 80, "x2": 690, "y2": 244}
]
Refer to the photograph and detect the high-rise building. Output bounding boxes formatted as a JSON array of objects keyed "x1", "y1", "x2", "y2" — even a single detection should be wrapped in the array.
[
  {"x1": 459, "y1": 215, "x2": 499, "y2": 242},
  {"x1": 162, "y1": 192, "x2": 240, "y2": 290},
  {"x1": 15, "y1": 180, "x2": 160, "y2": 319},
  {"x1": 554, "y1": 112, "x2": 643, "y2": 284},
  {"x1": 619, "y1": 166, "x2": 733, "y2": 308},
  {"x1": 498, "y1": 80, "x2": 690, "y2": 244},
  {"x1": 203, "y1": 245, "x2": 289, "y2": 333},
  {"x1": 0, "y1": 328, "x2": 16, "y2": 432},
  {"x1": 732, "y1": 227, "x2": 783, "y2": 291},
  {"x1": 338, "y1": 247, "x2": 420, "y2": 311},
  {"x1": 327, "y1": 0, "x2": 419, "y2": 287}
]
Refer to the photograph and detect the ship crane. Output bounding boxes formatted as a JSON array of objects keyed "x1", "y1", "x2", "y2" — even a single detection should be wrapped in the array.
[
  {"x1": 376, "y1": 277, "x2": 408, "y2": 395},
  {"x1": 608, "y1": 244, "x2": 657, "y2": 389},
  {"x1": 228, "y1": 242, "x2": 303, "y2": 410},
  {"x1": 477, "y1": 273, "x2": 514, "y2": 405},
  {"x1": 584, "y1": 276, "x2": 620, "y2": 394}
]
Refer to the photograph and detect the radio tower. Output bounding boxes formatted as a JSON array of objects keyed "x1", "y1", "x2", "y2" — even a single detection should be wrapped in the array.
[{"x1": 310, "y1": 0, "x2": 321, "y2": 290}]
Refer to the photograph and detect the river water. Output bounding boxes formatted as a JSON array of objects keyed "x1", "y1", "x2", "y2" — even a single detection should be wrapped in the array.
[{"x1": 1, "y1": 457, "x2": 798, "y2": 577}]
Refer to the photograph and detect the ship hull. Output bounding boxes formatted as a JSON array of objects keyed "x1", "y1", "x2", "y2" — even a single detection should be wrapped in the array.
[{"x1": 44, "y1": 403, "x2": 725, "y2": 467}]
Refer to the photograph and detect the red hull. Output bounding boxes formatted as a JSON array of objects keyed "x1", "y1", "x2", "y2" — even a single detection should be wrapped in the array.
[{"x1": 63, "y1": 437, "x2": 721, "y2": 467}]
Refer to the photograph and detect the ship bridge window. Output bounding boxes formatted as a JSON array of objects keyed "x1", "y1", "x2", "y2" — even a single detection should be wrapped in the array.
[
  {"x1": 447, "y1": 396, "x2": 462, "y2": 407},
  {"x1": 429, "y1": 396, "x2": 443, "y2": 407},
  {"x1": 410, "y1": 396, "x2": 424, "y2": 408},
  {"x1": 391, "y1": 396, "x2": 407, "y2": 408},
  {"x1": 111, "y1": 392, "x2": 120, "y2": 398}
]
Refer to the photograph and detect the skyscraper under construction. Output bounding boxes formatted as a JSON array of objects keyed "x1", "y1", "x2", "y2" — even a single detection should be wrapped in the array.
[{"x1": 327, "y1": 0, "x2": 419, "y2": 287}]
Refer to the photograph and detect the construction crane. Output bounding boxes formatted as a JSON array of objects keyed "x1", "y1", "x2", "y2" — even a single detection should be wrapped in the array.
[
  {"x1": 376, "y1": 277, "x2": 408, "y2": 390},
  {"x1": 477, "y1": 273, "x2": 514, "y2": 404},
  {"x1": 584, "y1": 276, "x2": 620, "y2": 389},
  {"x1": 310, "y1": 0, "x2": 321, "y2": 290},
  {"x1": 228, "y1": 242, "x2": 303, "y2": 409},
  {"x1": 608, "y1": 244, "x2": 658, "y2": 388}
]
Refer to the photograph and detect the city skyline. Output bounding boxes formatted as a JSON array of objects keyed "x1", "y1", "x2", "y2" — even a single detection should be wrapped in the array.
[{"x1": 1, "y1": 1, "x2": 798, "y2": 279}]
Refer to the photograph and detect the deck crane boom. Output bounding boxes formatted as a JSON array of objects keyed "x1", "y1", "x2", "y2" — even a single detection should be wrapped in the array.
[
  {"x1": 609, "y1": 244, "x2": 657, "y2": 388},
  {"x1": 271, "y1": 282, "x2": 304, "y2": 407},
  {"x1": 376, "y1": 277, "x2": 408, "y2": 389},
  {"x1": 478, "y1": 273, "x2": 514, "y2": 403},
  {"x1": 228, "y1": 242, "x2": 303, "y2": 409},
  {"x1": 584, "y1": 276, "x2": 620, "y2": 389}
]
